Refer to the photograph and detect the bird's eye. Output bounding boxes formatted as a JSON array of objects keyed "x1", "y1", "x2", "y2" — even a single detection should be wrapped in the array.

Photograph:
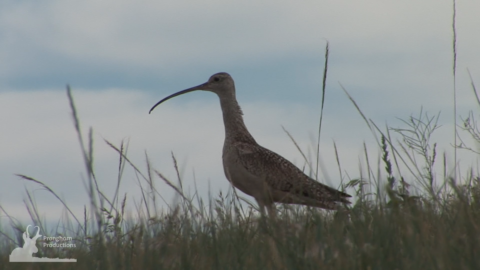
[{"x1": 214, "y1": 77, "x2": 220, "y2": 82}]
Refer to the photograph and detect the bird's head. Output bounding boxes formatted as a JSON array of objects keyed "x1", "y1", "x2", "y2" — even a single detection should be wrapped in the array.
[{"x1": 149, "y1": 72, "x2": 235, "y2": 114}]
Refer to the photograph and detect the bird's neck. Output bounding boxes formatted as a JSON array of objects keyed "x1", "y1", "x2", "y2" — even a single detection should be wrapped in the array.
[{"x1": 218, "y1": 95, "x2": 256, "y2": 144}]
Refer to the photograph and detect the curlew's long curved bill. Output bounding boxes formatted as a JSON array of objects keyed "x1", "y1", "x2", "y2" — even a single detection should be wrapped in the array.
[{"x1": 149, "y1": 82, "x2": 210, "y2": 114}]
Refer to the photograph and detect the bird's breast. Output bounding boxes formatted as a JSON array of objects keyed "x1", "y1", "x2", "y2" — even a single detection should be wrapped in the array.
[{"x1": 221, "y1": 144, "x2": 265, "y2": 198}]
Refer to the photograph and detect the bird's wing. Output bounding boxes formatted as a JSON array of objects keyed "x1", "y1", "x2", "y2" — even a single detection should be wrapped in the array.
[{"x1": 233, "y1": 142, "x2": 351, "y2": 205}]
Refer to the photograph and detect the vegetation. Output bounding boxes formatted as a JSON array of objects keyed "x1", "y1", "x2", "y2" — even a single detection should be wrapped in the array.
[{"x1": 2, "y1": 76, "x2": 480, "y2": 269}]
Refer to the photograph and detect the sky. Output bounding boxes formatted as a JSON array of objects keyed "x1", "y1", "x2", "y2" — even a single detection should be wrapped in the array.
[{"x1": 1, "y1": 0, "x2": 480, "y2": 230}]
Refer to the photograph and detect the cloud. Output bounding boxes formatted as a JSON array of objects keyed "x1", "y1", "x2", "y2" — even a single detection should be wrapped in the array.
[{"x1": 1, "y1": 0, "x2": 478, "y2": 88}]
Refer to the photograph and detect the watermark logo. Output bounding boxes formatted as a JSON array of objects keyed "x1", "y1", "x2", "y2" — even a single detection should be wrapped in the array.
[{"x1": 9, "y1": 225, "x2": 77, "y2": 262}]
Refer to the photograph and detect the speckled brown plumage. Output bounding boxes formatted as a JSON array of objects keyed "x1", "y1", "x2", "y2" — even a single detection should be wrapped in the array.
[
  {"x1": 150, "y1": 72, "x2": 351, "y2": 216},
  {"x1": 228, "y1": 141, "x2": 351, "y2": 209}
]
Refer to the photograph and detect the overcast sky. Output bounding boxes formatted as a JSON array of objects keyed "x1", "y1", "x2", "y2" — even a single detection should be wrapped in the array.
[{"x1": 1, "y1": 0, "x2": 479, "y2": 229}]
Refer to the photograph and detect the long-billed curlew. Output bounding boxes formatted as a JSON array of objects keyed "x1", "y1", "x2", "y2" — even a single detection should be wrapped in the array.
[{"x1": 149, "y1": 72, "x2": 351, "y2": 216}]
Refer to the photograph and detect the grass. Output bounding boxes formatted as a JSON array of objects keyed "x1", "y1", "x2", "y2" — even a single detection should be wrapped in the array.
[
  {"x1": 2, "y1": 98, "x2": 480, "y2": 269},
  {"x1": 2, "y1": 3, "x2": 480, "y2": 268},
  {"x1": 2, "y1": 78, "x2": 480, "y2": 270}
]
